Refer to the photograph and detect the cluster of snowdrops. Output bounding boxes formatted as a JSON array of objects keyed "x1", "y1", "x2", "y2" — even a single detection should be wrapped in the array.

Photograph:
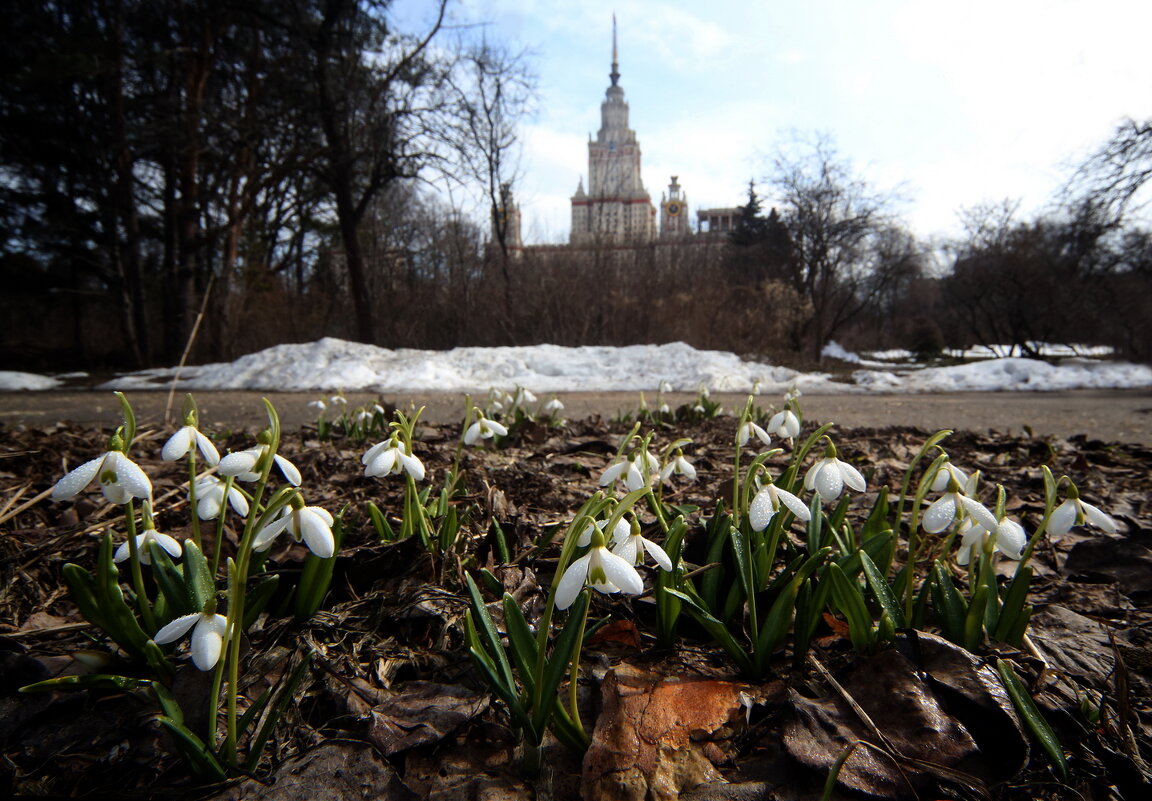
[{"x1": 30, "y1": 388, "x2": 1117, "y2": 780}]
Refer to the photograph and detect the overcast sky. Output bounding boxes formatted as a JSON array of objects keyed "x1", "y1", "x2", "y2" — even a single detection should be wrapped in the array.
[{"x1": 408, "y1": 0, "x2": 1152, "y2": 244}]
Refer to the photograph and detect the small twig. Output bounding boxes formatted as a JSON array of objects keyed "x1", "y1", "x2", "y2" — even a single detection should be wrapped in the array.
[{"x1": 0, "y1": 485, "x2": 49, "y2": 526}]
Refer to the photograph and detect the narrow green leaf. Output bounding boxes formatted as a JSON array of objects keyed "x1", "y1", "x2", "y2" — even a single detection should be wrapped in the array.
[
  {"x1": 532, "y1": 590, "x2": 590, "y2": 735},
  {"x1": 828, "y1": 563, "x2": 876, "y2": 654},
  {"x1": 465, "y1": 574, "x2": 515, "y2": 691},
  {"x1": 502, "y1": 595, "x2": 539, "y2": 693},
  {"x1": 996, "y1": 659, "x2": 1068, "y2": 780},
  {"x1": 148, "y1": 541, "x2": 193, "y2": 618},
  {"x1": 964, "y1": 583, "x2": 990, "y2": 651},
  {"x1": 931, "y1": 560, "x2": 967, "y2": 645},
  {"x1": 245, "y1": 575, "x2": 281, "y2": 629},
  {"x1": 157, "y1": 716, "x2": 227, "y2": 781},
  {"x1": 246, "y1": 651, "x2": 313, "y2": 772},
  {"x1": 665, "y1": 588, "x2": 756, "y2": 677},
  {"x1": 20, "y1": 674, "x2": 152, "y2": 693},
  {"x1": 859, "y1": 550, "x2": 906, "y2": 629},
  {"x1": 151, "y1": 681, "x2": 184, "y2": 724},
  {"x1": 993, "y1": 565, "x2": 1033, "y2": 643},
  {"x1": 182, "y1": 540, "x2": 214, "y2": 611}
]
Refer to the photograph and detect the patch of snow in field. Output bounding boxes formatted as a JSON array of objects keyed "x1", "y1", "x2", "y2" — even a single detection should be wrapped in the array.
[{"x1": 0, "y1": 371, "x2": 62, "y2": 391}]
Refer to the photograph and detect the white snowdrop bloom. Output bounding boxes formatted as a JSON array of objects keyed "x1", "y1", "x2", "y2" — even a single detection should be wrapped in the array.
[
  {"x1": 749, "y1": 483, "x2": 811, "y2": 531},
  {"x1": 362, "y1": 438, "x2": 425, "y2": 481},
  {"x1": 554, "y1": 541, "x2": 645, "y2": 610},
  {"x1": 766, "y1": 410, "x2": 801, "y2": 440},
  {"x1": 955, "y1": 517, "x2": 1027, "y2": 566},
  {"x1": 464, "y1": 415, "x2": 508, "y2": 446},
  {"x1": 543, "y1": 398, "x2": 565, "y2": 415},
  {"x1": 308, "y1": 400, "x2": 326, "y2": 412},
  {"x1": 114, "y1": 529, "x2": 182, "y2": 565},
  {"x1": 929, "y1": 461, "x2": 971, "y2": 493},
  {"x1": 329, "y1": 395, "x2": 347, "y2": 406},
  {"x1": 576, "y1": 516, "x2": 631, "y2": 548},
  {"x1": 737, "y1": 421, "x2": 772, "y2": 449},
  {"x1": 252, "y1": 504, "x2": 335, "y2": 557},
  {"x1": 218, "y1": 446, "x2": 301, "y2": 486},
  {"x1": 659, "y1": 453, "x2": 697, "y2": 484},
  {"x1": 804, "y1": 452, "x2": 866, "y2": 502},
  {"x1": 154, "y1": 610, "x2": 228, "y2": 671},
  {"x1": 922, "y1": 488, "x2": 998, "y2": 534},
  {"x1": 52, "y1": 450, "x2": 153, "y2": 505},
  {"x1": 1048, "y1": 494, "x2": 1117, "y2": 537},
  {"x1": 193, "y1": 475, "x2": 249, "y2": 520},
  {"x1": 659, "y1": 380, "x2": 673, "y2": 394},
  {"x1": 162, "y1": 425, "x2": 220, "y2": 466},
  {"x1": 612, "y1": 526, "x2": 673, "y2": 571},
  {"x1": 599, "y1": 458, "x2": 645, "y2": 491}
]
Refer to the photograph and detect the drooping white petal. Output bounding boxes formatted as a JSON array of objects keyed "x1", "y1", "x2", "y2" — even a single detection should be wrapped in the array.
[
  {"x1": 749, "y1": 488, "x2": 777, "y2": 532},
  {"x1": 768, "y1": 410, "x2": 800, "y2": 439},
  {"x1": 599, "y1": 461, "x2": 629, "y2": 487},
  {"x1": 486, "y1": 420, "x2": 509, "y2": 437},
  {"x1": 959, "y1": 496, "x2": 998, "y2": 531},
  {"x1": 52, "y1": 456, "x2": 105, "y2": 502},
  {"x1": 777, "y1": 487, "x2": 812, "y2": 521},
  {"x1": 1048, "y1": 499, "x2": 1077, "y2": 536},
  {"x1": 803, "y1": 459, "x2": 824, "y2": 493},
  {"x1": 624, "y1": 462, "x2": 647, "y2": 491},
  {"x1": 190, "y1": 614, "x2": 227, "y2": 671},
  {"x1": 365, "y1": 448, "x2": 398, "y2": 477},
  {"x1": 640, "y1": 537, "x2": 673, "y2": 571},
  {"x1": 153, "y1": 613, "x2": 201, "y2": 645},
  {"x1": 837, "y1": 461, "x2": 866, "y2": 493},
  {"x1": 300, "y1": 509, "x2": 335, "y2": 557},
  {"x1": 813, "y1": 462, "x2": 844, "y2": 501},
  {"x1": 955, "y1": 524, "x2": 985, "y2": 566},
  {"x1": 362, "y1": 441, "x2": 389, "y2": 466},
  {"x1": 555, "y1": 554, "x2": 591, "y2": 610},
  {"x1": 106, "y1": 452, "x2": 152, "y2": 500},
  {"x1": 113, "y1": 539, "x2": 133, "y2": 563},
  {"x1": 613, "y1": 536, "x2": 639, "y2": 565},
  {"x1": 599, "y1": 549, "x2": 644, "y2": 595},
  {"x1": 193, "y1": 431, "x2": 220, "y2": 466},
  {"x1": 463, "y1": 421, "x2": 482, "y2": 445},
  {"x1": 399, "y1": 452, "x2": 426, "y2": 482},
  {"x1": 162, "y1": 427, "x2": 195, "y2": 461},
  {"x1": 996, "y1": 519, "x2": 1027, "y2": 560},
  {"x1": 923, "y1": 494, "x2": 958, "y2": 533},
  {"x1": 252, "y1": 515, "x2": 291, "y2": 551},
  {"x1": 274, "y1": 454, "x2": 301, "y2": 486},
  {"x1": 1081, "y1": 501, "x2": 1117, "y2": 533},
  {"x1": 219, "y1": 449, "x2": 260, "y2": 478}
]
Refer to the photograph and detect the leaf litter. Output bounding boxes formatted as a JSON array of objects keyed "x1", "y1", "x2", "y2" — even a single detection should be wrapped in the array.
[{"x1": 0, "y1": 413, "x2": 1150, "y2": 800}]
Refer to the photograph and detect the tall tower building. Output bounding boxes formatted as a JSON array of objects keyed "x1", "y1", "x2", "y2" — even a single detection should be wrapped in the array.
[
  {"x1": 570, "y1": 18, "x2": 656, "y2": 245},
  {"x1": 660, "y1": 176, "x2": 688, "y2": 237}
]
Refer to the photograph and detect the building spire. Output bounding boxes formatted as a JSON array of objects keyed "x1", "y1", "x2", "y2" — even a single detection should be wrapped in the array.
[{"x1": 610, "y1": 14, "x2": 620, "y2": 87}]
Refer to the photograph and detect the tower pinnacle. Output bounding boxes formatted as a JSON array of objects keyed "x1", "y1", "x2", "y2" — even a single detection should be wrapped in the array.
[{"x1": 610, "y1": 14, "x2": 620, "y2": 87}]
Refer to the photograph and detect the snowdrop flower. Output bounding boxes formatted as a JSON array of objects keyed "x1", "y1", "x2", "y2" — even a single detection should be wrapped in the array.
[
  {"x1": 464, "y1": 414, "x2": 508, "y2": 446},
  {"x1": 659, "y1": 451, "x2": 697, "y2": 484},
  {"x1": 153, "y1": 609, "x2": 228, "y2": 671},
  {"x1": 600, "y1": 457, "x2": 639, "y2": 490},
  {"x1": 922, "y1": 479, "x2": 997, "y2": 534},
  {"x1": 329, "y1": 394, "x2": 347, "y2": 406},
  {"x1": 362, "y1": 437, "x2": 425, "y2": 481},
  {"x1": 162, "y1": 424, "x2": 220, "y2": 466},
  {"x1": 543, "y1": 398, "x2": 565, "y2": 416},
  {"x1": 218, "y1": 446, "x2": 301, "y2": 485},
  {"x1": 929, "y1": 461, "x2": 971, "y2": 493},
  {"x1": 804, "y1": 443, "x2": 866, "y2": 502},
  {"x1": 612, "y1": 519, "x2": 673, "y2": 571},
  {"x1": 308, "y1": 399, "x2": 327, "y2": 412},
  {"x1": 577, "y1": 516, "x2": 631, "y2": 547},
  {"x1": 766, "y1": 409, "x2": 801, "y2": 440},
  {"x1": 114, "y1": 528, "x2": 182, "y2": 564},
  {"x1": 1048, "y1": 489, "x2": 1117, "y2": 537},
  {"x1": 555, "y1": 527, "x2": 644, "y2": 610},
  {"x1": 955, "y1": 516, "x2": 1027, "y2": 566},
  {"x1": 52, "y1": 448, "x2": 152, "y2": 505},
  {"x1": 749, "y1": 482, "x2": 811, "y2": 531},
  {"x1": 193, "y1": 475, "x2": 249, "y2": 520},
  {"x1": 737, "y1": 421, "x2": 772, "y2": 449},
  {"x1": 252, "y1": 502, "x2": 335, "y2": 557}
]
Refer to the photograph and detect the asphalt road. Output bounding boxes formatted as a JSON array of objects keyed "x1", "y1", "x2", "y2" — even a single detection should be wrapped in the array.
[{"x1": 2, "y1": 388, "x2": 1151, "y2": 445}]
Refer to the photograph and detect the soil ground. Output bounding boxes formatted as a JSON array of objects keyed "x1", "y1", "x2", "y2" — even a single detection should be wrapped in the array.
[{"x1": 3, "y1": 387, "x2": 1152, "y2": 444}]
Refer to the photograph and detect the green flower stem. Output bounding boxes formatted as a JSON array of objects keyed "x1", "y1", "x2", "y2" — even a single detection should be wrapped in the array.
[
  {"x1": 209, "y1": 476, "x2": 238, "y2": 577},
  {"x1": 186, "y1": 456, "x2": 202, "y2": 550},
  {"x1": 122, "y1": 499, "x2": 156, "y2": 633},
  {"x1": 566, "y1": 591, "x2": 592, "y2": 741},
  {"x1": 223, "y1": 400, "x2": 280, "y2": 766}
]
